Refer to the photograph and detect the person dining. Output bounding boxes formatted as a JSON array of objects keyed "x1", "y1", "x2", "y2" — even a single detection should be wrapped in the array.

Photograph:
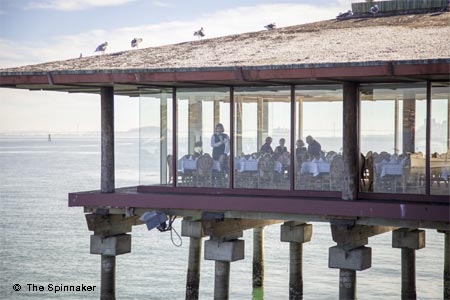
[
  {"x1": 296, "y1": 139, "x2": 309, "y2": 163},
  {"x1": 306, "y1": 135, "x2": 322, "y2": 160},
  {"x1": 260, "y1": 136, "x2": 274, "y2": 155},
  {"x1": 274, "y1": 138, "x2": 288, "y2": 158}
]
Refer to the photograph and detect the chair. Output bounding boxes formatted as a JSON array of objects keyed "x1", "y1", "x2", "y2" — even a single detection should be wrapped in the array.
[
  {"x1": 194, "y1": 153, "x2": 213, "y2": 187},
  {"x1": 329, "y1": 155, "x2": 344, "y2": 191},
  {"x1": 257, "y1": 154, "x2": 275, "y2": 189},
  {"x1": 364, "y1": 152, "x2": 374, "y2": 192}
]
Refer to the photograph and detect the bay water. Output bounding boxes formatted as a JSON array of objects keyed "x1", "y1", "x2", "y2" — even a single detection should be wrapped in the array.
[{"x1": 0, "y1": 136, "x2": 444, "y2": 299}]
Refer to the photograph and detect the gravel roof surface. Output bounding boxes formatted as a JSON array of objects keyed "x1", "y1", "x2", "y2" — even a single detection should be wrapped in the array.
[{"x1": 2, "y1": 13, "x2": 449, "y2": 74}]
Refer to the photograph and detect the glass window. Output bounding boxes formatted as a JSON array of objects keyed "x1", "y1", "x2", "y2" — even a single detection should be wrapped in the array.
[
  {"x1": 294, "y1": 86, "x2": 343, "y2": 191},
  {"x1": 139, "y1": 89, "x2": 173, "y2": 186},
  {"x1": 177, "y1": 88, "x2": 230, "y2": 188},
  {"x1": 360, "y1": 83, "x2": 426, "y2": 194},
  {"x1": 431, "y1": 82, "x2": 450, "y2": 196},
  {"x1": 234, "y1": 87, "x2": 291, "y2": 190}
]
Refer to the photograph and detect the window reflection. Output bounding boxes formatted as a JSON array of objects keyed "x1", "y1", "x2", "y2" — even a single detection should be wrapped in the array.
[
  {"x1": 176, "y1": 88, "x2": 230, "y2": 188},
  {"x1": 294, "y1": 86, "x2": 343, "y2": 191},
  {"x1": 431, "y1": 83, "x2": 450, "y2": 196},
  {"x1": 360, "y1": 83, "x2": 427, "y2": 194},
  {"x1": 139, "y1": 89, "x2": 173, "y2": 185},
  {"x1": 234, "y1": 87, "x2": 291, "y2": 190}
]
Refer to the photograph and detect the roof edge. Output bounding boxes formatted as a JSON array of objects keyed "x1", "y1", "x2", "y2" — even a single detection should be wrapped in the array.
[{"x1": 1, "y1": 58, "x2": 449, "y2": 77}]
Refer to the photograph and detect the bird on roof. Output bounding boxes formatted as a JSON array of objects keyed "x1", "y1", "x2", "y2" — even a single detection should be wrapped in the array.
[
  {"x1": 336, "y1": 10, "x2": 353, "y2": 20},
  {"x1": 264, "y1": 23, "x2": 276, "y2": 30},
  {"x1": 79, "y1": 53, "x2": 82, "y2": 58},
  {"x1": 193, "y1": 27, "x2": 205, "y2": 39},
  {"x1": 131, "y1": 37, "x2": 143, "y2": 48},
  {"x1": 369, "y1": 4, "x2": 379, "y2": 16},
  {"x1": 95, "y1": 42, "x2": 108, "y2": 53}
]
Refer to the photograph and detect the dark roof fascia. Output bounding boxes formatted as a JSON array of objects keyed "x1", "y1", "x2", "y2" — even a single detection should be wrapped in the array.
[
  {"x1": 0, "y1": 59, "x2": 448, "y2": 88},
  {"x1": 1, "y1": 58, "x2": 449, "y2": 77}
]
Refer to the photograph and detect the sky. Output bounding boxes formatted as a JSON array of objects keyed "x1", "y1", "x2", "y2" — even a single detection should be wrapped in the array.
[{"x1": 0, "y1": 0, "x2": 355, "y2": 133}]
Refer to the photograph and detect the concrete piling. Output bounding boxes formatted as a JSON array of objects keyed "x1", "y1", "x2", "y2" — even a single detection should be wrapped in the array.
[
  {"x1": 214, "y1": 261, "x2": 231, "y2": 300},
  {"x1": 289, "y1": 242, "x2": 304, "y2": 300},
  {"x1": 101, "y1": 255, "x2": 116, "y2": 300},
  {"x1": 281, "y1": 222, "x2": 312, "y2": 300},
  {"x1": 392, "y1": 228, "x2": 425, "y2": 300},
  {"x1": 252, "y1": 227, "x2": 264, "y2": 292},
  {"x1": 186, "y1": 237, "x2": 202, "y2": 300},
  {"x1": 339, "y1": 269, "x2": 356, "y2": 300},
  {"x1": 438, "y1": 230, "x2": 450, "y2": 300}
]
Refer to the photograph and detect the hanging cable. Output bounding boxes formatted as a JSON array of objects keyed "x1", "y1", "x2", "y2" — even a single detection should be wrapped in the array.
[{"x1": 157, "y1": 215, "x2": 182, "y2": 247}]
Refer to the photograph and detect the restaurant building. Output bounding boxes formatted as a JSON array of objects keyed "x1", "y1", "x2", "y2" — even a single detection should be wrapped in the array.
[{"x1": 1, "y1": 3, "x2": 449, "y2": 299}]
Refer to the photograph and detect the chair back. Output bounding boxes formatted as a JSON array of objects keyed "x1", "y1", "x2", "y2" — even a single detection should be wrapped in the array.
[
  {"x1": 258, "y1": 154, "x2": 275, "y2": 180},
  {"x1": 196, "y1": 153, "x2": 213, "y2": 176}
]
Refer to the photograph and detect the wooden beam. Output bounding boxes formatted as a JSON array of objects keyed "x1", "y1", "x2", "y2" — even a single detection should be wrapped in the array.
[{"x1": 201, "y1": 219, "x2": 281, "y2": 237}]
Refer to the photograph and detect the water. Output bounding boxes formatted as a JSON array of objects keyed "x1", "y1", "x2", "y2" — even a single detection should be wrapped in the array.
[{"x1": 0, "y1": 136, "x2": 444, "y2": 299}]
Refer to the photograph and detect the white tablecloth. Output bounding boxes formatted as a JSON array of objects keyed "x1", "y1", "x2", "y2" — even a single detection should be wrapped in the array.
[
  {"x1": 235, "y1": 158, "x2": 282, "y2": 173},
  {"x1": 178, "y1": 157, "x2": 220, "y2": 173},
  {"x1": 375, "y1": 159, "x2": 405, "y2": 178},
  {"x1": 300, "y1": 160, "x2": 330, "y2": 177}
]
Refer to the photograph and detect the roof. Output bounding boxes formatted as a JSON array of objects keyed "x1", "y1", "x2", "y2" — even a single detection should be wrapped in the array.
[{"x1": 1, "y1": 13, "x2": 449, "y2": 95}]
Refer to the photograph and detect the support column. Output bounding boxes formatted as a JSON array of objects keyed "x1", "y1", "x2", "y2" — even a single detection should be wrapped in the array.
[
  {"x1": 329, "y1": 222, "x2": 393, "y2": 300},
  {"x1": 204, "y1": 232, "x2": 245, "y2": 300},
  {"x1": 438, "y1": 230, "x2": 450, "y2": 300},
  {"x1": 392, "y1": 228, "x2": 425, "y2": 300},
  {"x1": 281, "y1": 222, "x2": 313, "y2": 300},
  {"x1": 188, "y1": 96, "x2": 202, "y2": 154},
  {"x1": 342, "y1": 82, "x2": 359, "y2": 200},
  {"x1": 181, "y1": 219, "x2": 204, "y2": 300},
  {"x1": 101, "y1": 256, "x2": 116, "y2": 300},
  {"x1": 86, "y1": 214, "x2": 135, "y2": 300},
  {"x1": 101, "y1": 86, "x2": 115, "y2": 193},
  {"x1": 253, "y1": 227, "x2": 264, "y2": 299}
]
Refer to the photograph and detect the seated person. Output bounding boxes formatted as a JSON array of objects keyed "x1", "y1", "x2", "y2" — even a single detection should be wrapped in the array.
[
  {"x1": 274, "y1": 138, "x2": 288, "y2": 158},
  {"x1": 296, "y1": 139, "x2": 309, "y2": 163},
  {"x1": 306, "y1": 135, "x2": 322, "y2": 160},
  {"x1": 260, "y1": 136, "x2": 274, "y2": 156}
]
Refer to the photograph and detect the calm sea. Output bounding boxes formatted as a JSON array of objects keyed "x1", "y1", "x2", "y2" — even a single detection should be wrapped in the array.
[{"x1": 0, "y1": 136, "x2": 444, "y2": 299}]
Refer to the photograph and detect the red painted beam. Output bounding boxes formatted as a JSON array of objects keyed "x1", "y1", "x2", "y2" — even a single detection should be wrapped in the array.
[
  {"x1": 68, "y1": 190, "x2": 450, "y2": 222},
  {"x1": 1, "y1": 61, "x2": 448, "y2": 87}
]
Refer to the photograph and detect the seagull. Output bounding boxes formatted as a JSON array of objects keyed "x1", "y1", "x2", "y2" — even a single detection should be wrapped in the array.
[
  {"x1": 131, "y1": 37, "x2": 143, "y2": 48},
  {"x1": 79, "y1": 53, "x2": 82, "y2": 58},
  {"x1": 193, "y1": 27, "x2": 205, "y2": 39},
  {"x1": 264, "y1": 23, "x2": 276, "y2": 30},
  {"x1": 369, "y1": 4, "x2": 379, "y2": 16},
  {"x1": 95, "y1": 41, "x2": 108, "y2": 54},
  {"x1": 336, "y1": 10, "x2": 353, "y2": 20}
]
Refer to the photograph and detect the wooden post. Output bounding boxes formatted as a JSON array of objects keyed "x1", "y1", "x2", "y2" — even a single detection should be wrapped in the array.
[
  {"x1": 160, "y1": 93, "x2": 168, "y2": 184},
  {"x1": 401, "y1": 248, "x2": 416, "y2": 300},
  {"x1": 214, "y1": 261, "x2": 231, "y2": 300},
  {"x1": 339, "y1": 269, "x2": 356, "y2": 300},
  {"x1": 236, "y1": 98, "x2": 243, "y2": 155},
  {"x1": 402, "y1": 91, "x2": 416, "y2": 155},
  {"x1": 394, "y1": 96, "x2": 399, "y2": 154},
  {"x1": 186, "y1": 237, "x2": 202, "y2": 300},
  {"x1": 257, "y1": 97, "x2": 264, "y2": 148},
  {"x1": 101, "y1": 86, "x2": 115, "y2": 193},
  {"x1": 297, "y1": 97, "x2": 303, "y2": 140},
  {"x1": 214, "y1": 99, "x2": 220, "y2": 127},
  {"x1": 289, "y1": 242, "x2": 304, "y2": 300},
  {"x1": 101, "y1": 255, "x2": 116, "y2": 300},
  {"x1": 253, "y1": 227, "x2": 264, "y2": 298},
  {"x1": 188, "y1": 96, "x2": 202, "y2": 154},
  {"x1": 342, "y1": 82, "x2": 359, "y2": 200}
]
